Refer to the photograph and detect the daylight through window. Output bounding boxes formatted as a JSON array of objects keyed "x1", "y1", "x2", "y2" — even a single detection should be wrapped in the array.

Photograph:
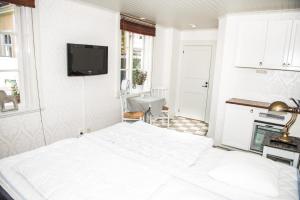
[
  {"x1": 0, "y1": 5, "x2": 21, "y2": 110},
  {"x1": 120, "y1": 30, "x2": 153, "y2": 93}
]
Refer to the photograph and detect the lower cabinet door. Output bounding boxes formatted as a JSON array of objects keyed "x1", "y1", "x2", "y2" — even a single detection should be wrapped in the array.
[{"x1": 222, "y1": 104, "x2": 255, "y2": 150}]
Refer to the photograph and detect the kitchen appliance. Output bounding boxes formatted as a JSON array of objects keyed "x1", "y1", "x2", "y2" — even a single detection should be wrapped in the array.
[{"x1": 250, "y1": 120, "x2": 284, "y2": 152}]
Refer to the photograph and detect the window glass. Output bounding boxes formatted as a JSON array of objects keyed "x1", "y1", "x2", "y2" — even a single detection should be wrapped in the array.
[
  {"x1": 0, "y1": 5, "x2": 21, "y2": 111},
  {"x1": 0, "y1": 9, "x2": 16, "y2": 58},
  {"x1": 120, "y1": 31, "x2": 153, "y2": 93}
]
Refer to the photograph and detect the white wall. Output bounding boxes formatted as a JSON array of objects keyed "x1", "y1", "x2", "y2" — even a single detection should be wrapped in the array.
[
  {"x1": 152, "y1": 26, "x2": 176, "y2": 114},
  {"x1": 152, "y1": 26, "x2": 181, "y2": 116},
  {"x1": 0, "y1": 0, "x2": 121, "y2": 158},
  {"x1": 180, "y1": 29, "x2": 218, "y2": 41},
  {"x1": 0, "y1": 112, "x2": 45, "y2": 158},
  {"x1": 152, "y1": 26, "x2": 174, "y2": 90},
  {"x1": 39, "y1": 0, "x2": 121, "y2": 143},
  {"x1": 168, "y1": 29, "x2": 181, "y2": 116}
]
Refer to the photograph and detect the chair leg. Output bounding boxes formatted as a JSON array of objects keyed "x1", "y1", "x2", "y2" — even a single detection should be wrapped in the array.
[{"x1": 167, "y1": 112, "x2": 170, "y2": 128}]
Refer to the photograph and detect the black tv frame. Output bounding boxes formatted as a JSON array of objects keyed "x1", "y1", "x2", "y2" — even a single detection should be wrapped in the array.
[{"x1": 67, "y1": 43, "x2": 108, "y2": 76}]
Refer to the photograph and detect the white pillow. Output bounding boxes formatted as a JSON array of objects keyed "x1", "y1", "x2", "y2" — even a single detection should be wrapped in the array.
[{"x1": 208, "y1": 151, "x2": 280, "y2": 197}]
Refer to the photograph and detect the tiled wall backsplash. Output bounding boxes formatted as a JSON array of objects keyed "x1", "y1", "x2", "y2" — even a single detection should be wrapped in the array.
[{"x1": 231, "y1": 69, "x2": 300, "y2": 105}]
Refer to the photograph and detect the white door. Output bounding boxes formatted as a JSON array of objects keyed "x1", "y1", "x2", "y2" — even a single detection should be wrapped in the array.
[
  {"x1": 263, "y1": 20, "x2": 293, "y2": 69},
  {"x1": 288, "y1": 20, "x2": 300, "y2": 69},
  {"x1": 235, "y1": 20, "x2": 268, "y2": 68},
  {"x1": 178, "y1": 45, "x2": 212, "y2": 120}
]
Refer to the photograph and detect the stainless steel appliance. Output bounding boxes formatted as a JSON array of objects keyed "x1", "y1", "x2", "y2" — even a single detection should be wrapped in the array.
[{"x1": 250, "y1": 120, "x2": 284, "y2": 152}]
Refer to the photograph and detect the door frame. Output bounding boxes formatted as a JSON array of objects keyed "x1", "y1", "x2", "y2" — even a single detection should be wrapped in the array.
[{"x1": 175, "y1": 40, "x2": 216, "y2": 122}]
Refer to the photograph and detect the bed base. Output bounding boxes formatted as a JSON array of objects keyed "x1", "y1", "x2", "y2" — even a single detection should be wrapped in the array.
[{"x1": 0, "y1": 185, "x2": 13, "y2": 200}]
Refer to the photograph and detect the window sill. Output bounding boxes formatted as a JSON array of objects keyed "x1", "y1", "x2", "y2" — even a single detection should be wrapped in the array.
[{"x1": 0, "y1": 107, "x2": 44, "y2": 119}]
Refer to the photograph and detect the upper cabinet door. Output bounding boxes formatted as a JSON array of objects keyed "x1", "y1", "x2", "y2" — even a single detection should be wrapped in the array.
[
  {"x1": 288, "y1": 20, "x2": 300, "y2": 68},
  {"x1": 263, "y1": 20, "x2": 293, "y2": 69},
  {"x1": 235, "y1": 20, "x2": 268, "y2": 68}
]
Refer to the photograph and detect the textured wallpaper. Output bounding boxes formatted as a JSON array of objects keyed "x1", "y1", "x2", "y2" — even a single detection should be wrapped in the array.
[{"x1": 0, "y1": 112, "x2": 45, "y2": 158}]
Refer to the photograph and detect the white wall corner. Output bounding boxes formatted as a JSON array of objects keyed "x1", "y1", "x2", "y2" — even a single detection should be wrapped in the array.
[{"x1": 207, "y1": 17, "x2": 227, "y2": 143}]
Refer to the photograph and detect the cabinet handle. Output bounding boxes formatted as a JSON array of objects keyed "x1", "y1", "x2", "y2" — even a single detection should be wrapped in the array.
[
  {"x1": 282, "y1": 63, "x2": 286, "y2": 66},
  {"x1": 259, "y1": 62, "x2": 263, "y2": 66},
  {"x1": 250, "y1": 109, "x2": 254, "y2": 113}
]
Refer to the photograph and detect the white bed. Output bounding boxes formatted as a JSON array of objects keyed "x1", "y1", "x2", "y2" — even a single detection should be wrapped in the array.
[{"x1": 0, "y1": 122, "x2": 298, "y2": 200}]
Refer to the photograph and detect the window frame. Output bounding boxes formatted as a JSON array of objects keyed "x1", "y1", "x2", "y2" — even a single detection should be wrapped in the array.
[
  {"x1": 120, "y1": 30, "x2": 153, "y2": 94},
  {"x1": 0, "y1": 5, "x2": 42, "y2": 117},
  {"x1": 0, "y1": 5, "x2": 26, "y2": 111}
]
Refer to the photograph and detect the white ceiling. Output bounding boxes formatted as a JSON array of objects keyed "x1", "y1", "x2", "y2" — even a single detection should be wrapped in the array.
[{"x1": 83, "y1": 0, "x2": 300, "y2": 29}]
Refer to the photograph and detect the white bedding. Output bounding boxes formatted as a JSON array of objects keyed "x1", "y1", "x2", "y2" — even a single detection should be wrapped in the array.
[
  {"x1": 0, "y1": 140, "x2": 80, "y2": 200},
  {"x1": 0, "y1": 125, "x2": 224, "y2": 200},
  {"x1": 86, "y1": 122, "x2": 213, "y2": 169},
  {"x1": 173, "y1": 148, "x2": 299, "y2": 200},
  {"x1": 13, "y1": 138, "x2": 171, "y2": 200},
  {"x1": 0, "y1": 122, "x2": 298, "y2": 200}
]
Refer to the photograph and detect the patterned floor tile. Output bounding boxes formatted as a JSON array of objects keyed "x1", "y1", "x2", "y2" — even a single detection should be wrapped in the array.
[{"x1": 152, "y1": 116, "x2": 208, "y2": 136}]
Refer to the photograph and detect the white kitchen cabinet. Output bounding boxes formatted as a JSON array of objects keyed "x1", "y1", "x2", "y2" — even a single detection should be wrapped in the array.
[
  {"x1": 288, "y1": 20, "x2": 300, "y2": 69},
  {"x1": 235, "y1": 20, "x2": 267, "y2": 68},
  {"x1": 263, "y1": 20, "x2": 293, "y2": 69},
  {"x1": 222, "y1": 104, "x2": 255, "y2": 150},
  {"x1": 235, "y1": 18, "x2": 300, "y2": 71}
]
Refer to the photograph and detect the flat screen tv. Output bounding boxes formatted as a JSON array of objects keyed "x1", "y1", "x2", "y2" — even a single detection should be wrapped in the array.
[{"x1": 67, "y1": 43, "x2": 108, "y2": 76}]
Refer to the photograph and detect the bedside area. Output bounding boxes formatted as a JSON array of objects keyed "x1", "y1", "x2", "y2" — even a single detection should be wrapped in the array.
[
  {"x1": 262, "y1": 135, "x2": 300, "y2": 167},
  {"x1": 221, "y1": 98, "x2": 300, "y2": 164}
]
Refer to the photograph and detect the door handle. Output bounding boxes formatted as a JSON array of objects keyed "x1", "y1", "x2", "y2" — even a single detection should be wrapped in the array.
[{"x1": 202, "y1": 82, "x2": 208, "y2": 88}]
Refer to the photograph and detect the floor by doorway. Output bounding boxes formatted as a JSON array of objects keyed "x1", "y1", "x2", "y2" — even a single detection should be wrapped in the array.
[{"x1": 152, "y1": 116, "x2": 208, "y2": 136}]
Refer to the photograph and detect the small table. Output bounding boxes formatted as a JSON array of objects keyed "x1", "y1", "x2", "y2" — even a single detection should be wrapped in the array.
[
  {"x1": 262, "y1": 135, "x2": 300, "y2": 167},
  {"x1": 127, "y1": 96, "x2": 166, "y2": 122}
]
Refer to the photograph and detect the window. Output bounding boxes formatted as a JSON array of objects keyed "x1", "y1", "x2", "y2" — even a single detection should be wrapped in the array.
[
  {"x1": 120, "y1": 30, "x2": 153, "y2": 93},
  {"x1": 0, "y1": 5, "x2": 21, "y2": 110},
  {"x1": 0, "y1": 5, "x2": 39, "y2": 114}
]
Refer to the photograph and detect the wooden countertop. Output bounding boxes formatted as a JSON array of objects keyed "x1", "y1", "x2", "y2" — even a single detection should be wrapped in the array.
[
  {"x1": 226, "y1": 98, "x2": 300, "y2": 114},
  {"x1": 226, "y1": 98, "x2": 270, "y2": 109}
]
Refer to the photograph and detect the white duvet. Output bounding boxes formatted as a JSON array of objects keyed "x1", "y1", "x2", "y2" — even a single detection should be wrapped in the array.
[
  {"x1": 0, "y1": 122, "x2": 220, "y2": 200},
  {"x1": 0, "y1": 122, "x2": 298, "y2": 200},
  {"x1": 86, "y1": 122, "x2": 213, "y2": 169},
  {"x1": 13, "y1": 138, "x2": 171, "y2": 200}
]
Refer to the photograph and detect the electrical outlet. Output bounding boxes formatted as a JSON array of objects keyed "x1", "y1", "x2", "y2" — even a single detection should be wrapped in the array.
[
  {"x1": 79, "y1": 129, "x2": 85, "y2": 137},
  {"x1": 256, "y1": 69, "x2": 267, "y2": 74},
  {"x1": 86, "y1": 128, "x2": 92, "y2": 133}
]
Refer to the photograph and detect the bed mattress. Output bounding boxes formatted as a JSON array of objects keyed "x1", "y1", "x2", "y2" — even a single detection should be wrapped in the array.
[
  {"x1": 0, "y1": 131, "x2": 224, "y2": 200},
  {"x1": 0, "y1": 122, "x2": 298, "y2": 200}
]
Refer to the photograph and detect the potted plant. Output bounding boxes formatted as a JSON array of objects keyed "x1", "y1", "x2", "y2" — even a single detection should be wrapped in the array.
[
  {"x1": 133, "y1": 70, "x2": 147, "y2": 92},
  {"x1": 11, "y1": 84, "x2": 20, "y2": 103}
]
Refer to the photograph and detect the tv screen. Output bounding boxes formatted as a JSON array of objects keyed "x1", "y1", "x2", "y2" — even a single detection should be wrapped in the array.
[{"x1": 67, "y1": 43, "x2": 108, "y2": 76}]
